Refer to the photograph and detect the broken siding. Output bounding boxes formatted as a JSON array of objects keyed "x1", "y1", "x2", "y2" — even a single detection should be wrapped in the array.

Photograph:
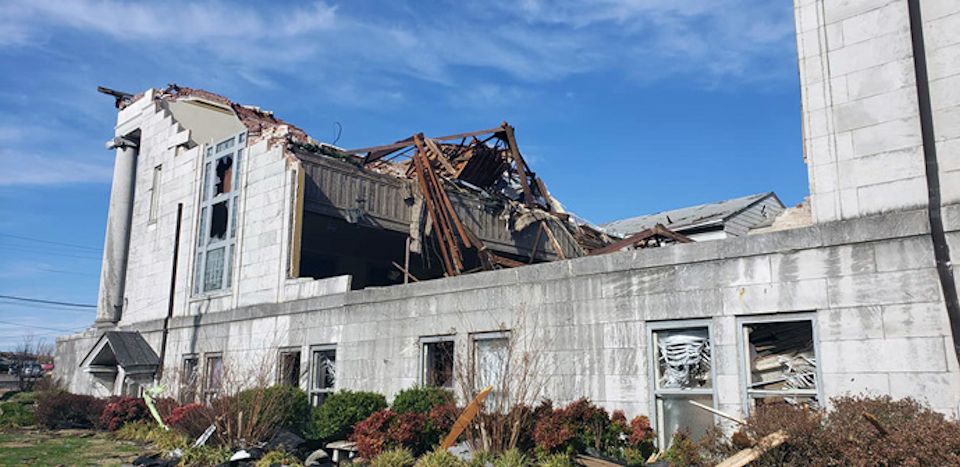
[
  {"x1": 724, "y1": 195, "x2": 785, "y2": 237},
  {"x1": 298, "y1": 154, "x2": 567, "y2": 260}
]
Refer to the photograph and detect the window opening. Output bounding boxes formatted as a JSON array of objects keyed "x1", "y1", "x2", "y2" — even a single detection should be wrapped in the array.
[
  {"x1": 204, "y1": 354, "x2": 223, "y2": 404},
  {"x1": 473, "y1": 331, "x2": 509, "y2": 410},
  {"x1": 149, "y1": 165, "x2": 162, "y2": 222},
  {"x1": 650, "y1": 324, "x2": 715, "y2": 449},
  {"x1": 278, "y1": 349, "x2": 302, "y2": 387},
  {"x1": 741, "y1": 318, "x2": 819, "y2": 409},
  {"x1": 310, "y1": 346, "x2": 336, "y2": 406},
  {"x1": 194, "y1": 132, "x2": 244, "y2": 294},
  {"x1": 421, "y1": 338, "x2": 455, "y2": 389},
  {"x1": 181, "y1": 356, "x2": 198, "y2": 403}
]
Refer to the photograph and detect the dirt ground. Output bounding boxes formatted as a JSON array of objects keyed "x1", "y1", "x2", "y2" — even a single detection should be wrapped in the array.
[{"x1": 0, "y1": 429, "x2": 146, "y2": 466}]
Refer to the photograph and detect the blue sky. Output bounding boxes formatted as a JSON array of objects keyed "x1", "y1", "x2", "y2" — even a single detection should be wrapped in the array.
[{"x1": 0, "y1": 0, "x2": 806, "y2": 349}]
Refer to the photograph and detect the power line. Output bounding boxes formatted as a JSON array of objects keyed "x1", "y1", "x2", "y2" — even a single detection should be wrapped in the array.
[
  {"x1": 0, "y1": 302, "x2": 95, "y2": 314},
  {"x1": 0, "y1": 245, "x2": 102, "y2": 260},
  {"x1": 0, "y1": 319, "x2": 78, "y2": 333},
  {"x1": 0, "y1": 295, "x2": 96, "y2": 308},
  {"x1": 0, "y1": 233, "x2": 102, "y2": 252}
]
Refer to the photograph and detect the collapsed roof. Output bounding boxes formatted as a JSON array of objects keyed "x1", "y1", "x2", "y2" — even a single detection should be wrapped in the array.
[{"x1": 106, "y1": 84, "x2": 694, "y2": 285}]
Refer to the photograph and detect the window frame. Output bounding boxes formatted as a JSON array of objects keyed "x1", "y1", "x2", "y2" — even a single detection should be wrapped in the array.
[
  {"x1": 277, "y1": 347, "x2": 303, "y2": 388},
  {"x1": 470, "y1": 330, "x2": 510, "y2": 408},
  {"x1": 180, "y1": 354, "x2": 199, "y2": 403},
  {"x1": 202, "y1": 353, "x2": 224, "y2": 404},
  {"x1": 419, "y1": 335, "x2": 456, "y2": 389},
  {"x1": 309, "y1": 344, "x2": 337, "y2": 406},
  {"x1": 736, "y1": 313, "x2": 823, "y2": 414},
  {"x1": 193, "y1": 132, "x2": 246, "y2": 296},
  {"x1": 149, "y1": 164, "x2": 162, "y2": 223},
  {"x1": 646, "y1": 319, "x2": 718, "y2": 450}
]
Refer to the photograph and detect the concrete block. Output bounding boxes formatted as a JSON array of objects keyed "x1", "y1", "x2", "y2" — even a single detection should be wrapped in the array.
[
  {"x1": 925, "y1": 11, "x2": 960, "y2": 51},
  {"x1": 932, "y1": 105, "x2": 960, "y2": 140},
  {"x1": 888, "y1": 372, "x2": 960, "y2": 409},
  {"x1": 824, "y1": 0, "x2": 900, "y2": 23},
  {"x1": 820, "y1": 371, "x2": 890, "y2": 396},
  {"x1": 856, "y1": 175, "x2": 928, "y2": 214},
  {"x1": 882, "y1": 302, "x2": 951, "y2": 338},
  {"x1": 721, "y1": 279, "x2": 829, "y2": 315},
  {"x1": 840, "y1": 1, "x2": 909, "y2": 46},
  {"x1": 828, "y1": 30, "x2": 914, "y2": 77},
  {"x1": 926, "y1": 42, "x2": 960, "y2": 81},
  {"x1": 770, "y1": 243, "x2": 875, "y2": 281},
  {"x1": 873, "y1": 236, "x2": 934, "y2": 271},
  {"x1": 833, "y1": 86, "x2": 918, "y2": 133},
  {"x1": 718, "y1": 256, "x2": 772, "y2": 286},
  {"x1": 811, "y1": 163, "x2": 838, "y2": 194},
  {"x1": 642, "y1": 289, "x2": 723, "y2": 321},
  {"x1": 818, "y1": 306, "x2": 884, "y2": 340},
  {"x1": 929, "y1": 73, "x2": 960, "y2": 111},
  {"x1": 827, "y1": 268, "x2": 941, "y2": 307},
  {"x1": 940, "y1": 170, "x2": 960, "y2": 205},
  {"x1": 818, "y1": 208, "x2": 929, "y2": 245},
  {"x1": 836, "y1": 146, "x2": 924, "y2": 190},
  {"x1": 819, "y1": 337, "x2": 948, "y2": 373}
]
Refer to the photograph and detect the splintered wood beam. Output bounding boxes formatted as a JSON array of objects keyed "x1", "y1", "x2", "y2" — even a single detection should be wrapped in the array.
[
  {"x1": 424, "y1": 137, "x2": 458, "y2": 177},
  {"x1": 348, "y1": 126, "x2": 506, "y2": 158},
  {"x1": 501, "y1": 123, "x2": 536, "y2": 207},
  {"x1": 715, "y1": 431, "x2": 788, "y2": 467},
  {"x1": 541, "y1": 219, "x2": 567, "y2": 260},
  {"x1": 392, "y1": 261, "x2": 419, "y2": 283}
]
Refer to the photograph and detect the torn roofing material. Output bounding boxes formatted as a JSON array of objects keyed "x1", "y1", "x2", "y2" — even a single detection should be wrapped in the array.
[{"x1": 602, "y1": 192, "x2": 782, "y2": 236}]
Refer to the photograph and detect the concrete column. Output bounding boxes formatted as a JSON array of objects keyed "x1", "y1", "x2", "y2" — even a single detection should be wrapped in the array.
[{"x1": 95, "y1": 135, "x2": 139, "y2": 328}]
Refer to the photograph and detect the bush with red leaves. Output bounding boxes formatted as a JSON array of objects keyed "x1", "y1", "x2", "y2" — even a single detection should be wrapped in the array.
[
  {"x1": 100, "y1": 396, "x2": 149, "y2": 431},
  {"x1": 350, "y1": 408, "x2": 445, "y2": 459},
  {"x1": 701, "y1": 396, "x2": 960, "y2": 466},
  {"x1": 164, "y1": 403, "x2": 206, "y2": 430},
  {"x1": 531, "y1": 398, "x2": 611, "y2": 454},
  {"x1": 627, "y1": 415, "x2": 654, "y2": 447}
]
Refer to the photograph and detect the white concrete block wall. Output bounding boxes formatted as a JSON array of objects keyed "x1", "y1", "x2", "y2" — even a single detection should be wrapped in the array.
[{"x1": 796, "y1": 0, "x2": 960, "y2": 222}]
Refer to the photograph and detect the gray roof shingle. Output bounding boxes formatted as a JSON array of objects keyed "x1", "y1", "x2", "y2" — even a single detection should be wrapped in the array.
[{"x1": 601, "y1": 192, "x2": 777, "y2": 236}]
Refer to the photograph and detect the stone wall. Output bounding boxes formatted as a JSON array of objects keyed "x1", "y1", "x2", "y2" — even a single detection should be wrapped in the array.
[
  {"x1": 796, "y1": 0, "x2": 960, "y2": 222},
  {"x1": 59, "y1": 205, "x2": 960, "y2": 419}
]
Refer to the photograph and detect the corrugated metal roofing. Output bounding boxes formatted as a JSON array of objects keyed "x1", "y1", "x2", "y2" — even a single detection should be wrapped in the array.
[{"x1": 601, "y1": 192, "x2": 776, "y2": 236}]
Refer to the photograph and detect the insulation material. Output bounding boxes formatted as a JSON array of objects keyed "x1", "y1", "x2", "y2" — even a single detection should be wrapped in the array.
[
  {"x1": 745, "y1": 320, "x2": 818, "y2": 405},
  {"x1": 655, "y1": 329, "x2": 712, "y2": 389}
]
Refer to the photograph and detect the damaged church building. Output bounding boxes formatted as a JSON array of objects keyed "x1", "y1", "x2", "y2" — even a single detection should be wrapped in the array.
[{"x1": 57, "y1": 0, "x2": 960, "y2": 450}]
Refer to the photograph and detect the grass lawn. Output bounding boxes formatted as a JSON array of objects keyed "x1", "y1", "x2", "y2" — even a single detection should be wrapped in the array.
[{"x1": 0, "y1": 429, "x2": 146, "y2": 466}]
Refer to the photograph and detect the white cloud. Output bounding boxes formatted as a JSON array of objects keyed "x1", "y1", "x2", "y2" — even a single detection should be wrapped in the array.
[{"x1": 2, "y1": 0, "x2": 795, "y2": 87}]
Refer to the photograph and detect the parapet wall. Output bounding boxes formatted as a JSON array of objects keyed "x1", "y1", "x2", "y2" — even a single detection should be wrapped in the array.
[{"x1": 58, "y1": 204, "x2": 960, "y2": 420}]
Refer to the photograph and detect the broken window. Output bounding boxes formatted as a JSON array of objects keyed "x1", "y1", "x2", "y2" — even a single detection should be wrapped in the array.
[
  {"x1": 649, "y1": 323, "x2": 715, "y2": 449},
  {"x1": 194, "y1": 132, "x2": 244, "y2": 295},
  {"x1": 310, "y1": 345, "x2": 336, "y2": 406},
  {"x1": 421, "y1": 337, "x2": 455, "y2": 389},
  {"x1": 149, "y1": 165, "x2": 162, "y2": 223},
  {"x1": 740, "y1": 317, "x2": 819, "y2": 410},
  {"x1": 473, "y1": 331, "x2": 509, "y2": 410},
  {"x1": 180, "y1": 356, "x2": 198, "y2": 403},
  {"x1": 278, "y1": 349, "x2": 301, "y2": 387},
  {"x1": 203, "y1": 354, "x2": 223, "y2": 404}
]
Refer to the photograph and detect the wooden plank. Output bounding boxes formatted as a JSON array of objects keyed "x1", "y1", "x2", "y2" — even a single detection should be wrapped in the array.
[
  {"x1": 424, "y1": 137, "x2": 458, "y2": 176},
  {"x1": 688, "y1": 400, "x2": 746, "y2": 425},
  {"x1": 575, "y1": 455, "x2": 622, "y2": 467},
  {"x1": 440, "y1": 385, "x2": 493, "y2": 449},
  {"x1": 541, "y1": 219, "x2": 567, "y2": 260},
  {"x1": 715, "y1": 431, "x2": 788, "y2": 467},
  {"x1": 501, "y1": 123, "x2": 536, "y2": 207}
]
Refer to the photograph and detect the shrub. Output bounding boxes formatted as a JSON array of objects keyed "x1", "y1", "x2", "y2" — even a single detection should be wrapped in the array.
[
  {"x1": 179, "y1": 445, "x2": 232, "y2": 466},
  {"x1": 493, "y1": 449, "x2": 529, "y2": 467},
  {"x1": 163, "y1": 403, "x2": 206, "y2": 430},
  {"x1": 415, "y1": 449, "x2": 467, "y2": 467},
  {"x1": 35, "y1": 390, "x2": 106, "y2": 429},
  {"x1": 661, "y1": 429, "x2": 704, "y2": 467},
  {"x1": 531, "y1": 399, "x2": 609, "y2": 455},
  {"x1": 308, "y1": 390, "x2": 387, "y2": 441},
  {"x1": 393, "y1": 387, "x2": 455, "y2": 415},
  {"x1": 467, "y1": 451, "x2": 496, "y2": 467},
  {"x1": 702, "y1": 396, "x2": 960, "y2": 466},
  {"x1": 0, "y1": 401, "x2": 35, "y2": 428},
  {"x1": 100, "y1": 396, "x2": 149, "y2": 431},
  {"x1": 351, "y1": 408, "x2": 438, "y2": 458},
  {"x1": 114, "y1": 421, "x2": 191, "y2": 451},
  {"x1": 370, "y1": 447, "x2": 416, "y2": 467},
  {"x1": 256, "y1": 450, "x2": 304, "y2": 467},
  {"x1": 536, "y1": 453, "x2": 573, "y2": 467},
  {"x1": 237, "y1": 385, "x2": 311, "y2": 436}
]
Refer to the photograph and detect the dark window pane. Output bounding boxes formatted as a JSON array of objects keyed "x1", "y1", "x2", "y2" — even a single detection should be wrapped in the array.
[{"x1": 209, "y1": 201, "x2": 229, "y2": 241}]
